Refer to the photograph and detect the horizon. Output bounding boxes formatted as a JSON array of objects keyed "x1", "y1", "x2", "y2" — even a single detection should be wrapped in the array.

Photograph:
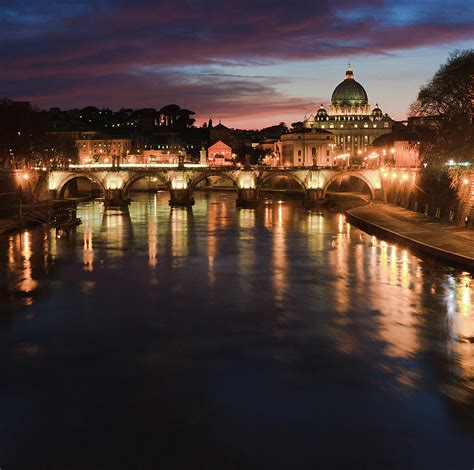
[{"x1": 2, "y1": 1, "x2": 473, "y2": 129}]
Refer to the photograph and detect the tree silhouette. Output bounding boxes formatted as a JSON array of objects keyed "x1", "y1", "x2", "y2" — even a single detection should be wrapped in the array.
[{"x1": 410, "y1": 49, "x2": 474, "y2": 166}]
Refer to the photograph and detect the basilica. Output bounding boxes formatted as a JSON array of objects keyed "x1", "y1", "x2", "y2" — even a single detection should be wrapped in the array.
[
  {"x1": 306, "y1": 64, "x2": 394, "y2": 158},
  {"x1": 275, "y1": 64, "x2": 395, "y2": 166}
]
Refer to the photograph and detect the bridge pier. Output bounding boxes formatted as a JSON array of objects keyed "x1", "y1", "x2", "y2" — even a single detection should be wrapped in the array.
[
  {"x1": 236, "y1": 188, "x2": 259, "y2": 208},
  {"x1": 303, "y1": 188, "x2": 325, "y2": 208},
  {"x1": 104, "y1": 189, "x2": 130, "y2": 209},
  {"x1": 169, "y1": 189, "x2": 195, "y2": 207}
]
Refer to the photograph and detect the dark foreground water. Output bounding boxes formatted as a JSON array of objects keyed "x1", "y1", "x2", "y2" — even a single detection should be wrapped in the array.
[{"x1": 0, "y1": 192, "x2": 473, "y2": 469}]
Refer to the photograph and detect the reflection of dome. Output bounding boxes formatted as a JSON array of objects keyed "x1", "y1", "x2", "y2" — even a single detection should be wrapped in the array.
[
  {"x1": 316, "y1": 104, "x2": 328, "y2": 118},
  {"x1": 372, "y1": 103, "x2": 383, "y2": 118},
  {"x1": 331, "y1": 64, "x2": 368, "y2": 105}
]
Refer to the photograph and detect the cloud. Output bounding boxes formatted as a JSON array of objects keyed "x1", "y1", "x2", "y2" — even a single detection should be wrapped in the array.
[
  {"x1": 0, "y1": 0, "x2": 473, "y2": 127},
  {"x1": 0, "y1": 68, "x2": 319, "y2": 127}
]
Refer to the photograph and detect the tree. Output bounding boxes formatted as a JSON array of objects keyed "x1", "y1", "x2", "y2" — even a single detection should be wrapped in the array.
[
  {"x1": 410, "y1": 49, "x2": 474, "y2": 166},
  {"x1": 159, "y1": 104, "x2": 195, "y2": 128}
]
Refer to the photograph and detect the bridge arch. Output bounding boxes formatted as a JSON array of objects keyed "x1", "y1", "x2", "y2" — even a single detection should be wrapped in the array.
[
  {"x1": 56, "y1": 173, "x2": 106, "y2": 198},
  {"x1": 256, "y1": 171, "x2": 308, "y2": 196},
  {"x1": 322, "y1": 171, "x2": 376, "y2": 199},
  {"x1": 188, "y1": 171, "x2": 239, "y2": 193},
  {"x1": 122, "y1": 172, "x2": 172, "y2": 196}
]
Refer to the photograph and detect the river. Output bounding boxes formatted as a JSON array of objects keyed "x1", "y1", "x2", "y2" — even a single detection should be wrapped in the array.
[{"x1": 0, "y1": 191, "x2": 473, "y2": 469}]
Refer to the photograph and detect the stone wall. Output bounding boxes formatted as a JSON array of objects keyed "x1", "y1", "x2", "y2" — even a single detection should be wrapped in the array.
[
  {"x1": 0, "y1": 171, "x2": 50, "y2": 218},
  {"x1": 381, "y1": 169, "x2": 474, "y2": 228},
  {"x1": 0, "y1": 171, "x2": 31, "y2": 217}
]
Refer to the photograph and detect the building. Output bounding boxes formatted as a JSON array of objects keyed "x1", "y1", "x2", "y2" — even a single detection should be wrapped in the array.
[
  {"x1": 76, "y1": 137, "x2": 132, "y2": 164},
  {"x1": 207, "y1": 140, "x2": 233, "y2": 166},
  {"x1": 274, "y1": 129, "x2": 335, "y2": 167},
  {"x1": 372, "y1": 129, "x2": 420, "y2": 168},
  {"x1": 209, "y1": 122, "x2": 236, "y2": 148},
  {"x1": 303, "y1": 64, "x2": 394, "y2": 164},
  {"x1": 138, "y1": 150, "x2": 179, "y2": 164}
]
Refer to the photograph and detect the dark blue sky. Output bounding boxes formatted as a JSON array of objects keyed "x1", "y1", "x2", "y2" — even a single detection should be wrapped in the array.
[{"x1": 1, "y1": 0, "x2": 473, "y2": 127}]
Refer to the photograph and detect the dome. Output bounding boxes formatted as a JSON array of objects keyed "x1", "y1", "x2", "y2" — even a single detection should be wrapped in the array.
[
  {"x1": 316, "y1": 104, "x2": 328, "y2": 117},
  {"x1": 372, "y1": 103, "x2": 383, "y2": 118},
  {"x1": 331, "y1": 64, "x2": 368, "y2": 105}
]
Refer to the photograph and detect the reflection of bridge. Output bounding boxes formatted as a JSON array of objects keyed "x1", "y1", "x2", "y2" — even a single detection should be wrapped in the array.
[{"x1": 46, "y1": 165, "x2": 384, "y2": 208}]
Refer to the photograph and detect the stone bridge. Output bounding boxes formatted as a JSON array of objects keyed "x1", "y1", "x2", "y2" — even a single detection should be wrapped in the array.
[{"x1": 45, "y1": 165, "x2": 385, "y2": 208}]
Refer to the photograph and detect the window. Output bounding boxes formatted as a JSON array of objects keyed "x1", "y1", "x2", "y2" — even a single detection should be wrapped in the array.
[
  {"x1": 326, "y1": 150, "x2": 330, "y2": 156},
  {"x1": 298, "y1": 150, "x2": 302, "y2": 156},
  {"x1": 312, "y1": 147, "x2": 316, "y2": 156}
]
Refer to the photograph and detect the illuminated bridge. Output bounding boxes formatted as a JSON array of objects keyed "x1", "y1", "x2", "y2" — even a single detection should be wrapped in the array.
[{"x1": 44, "y1": 164, "x2": 387, "y2": 208}]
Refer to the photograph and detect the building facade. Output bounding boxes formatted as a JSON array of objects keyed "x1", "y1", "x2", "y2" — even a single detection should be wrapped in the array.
[
  {"x1": 208, "y1": 140, "x2": 233, "y2": 166},
  {"x1": 76, "y1": 138, "x2": 132, "y2": 164},
  {"x1": 304, "y1": 65, "x2": 394, "y2": 163},
  {"x1": 274, "y1": 129, "x2": 335, "y2": 167}
]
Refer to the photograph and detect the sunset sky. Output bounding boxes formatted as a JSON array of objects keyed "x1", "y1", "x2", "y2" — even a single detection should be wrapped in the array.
[{"x1": 1, "y1": 0, "x2": 473, "y2": 128}]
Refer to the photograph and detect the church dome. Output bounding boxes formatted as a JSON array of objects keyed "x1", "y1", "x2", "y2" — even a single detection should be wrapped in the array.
[
  {"x1": 372, "y1": 103, "x2": 383, "y2": 118},
  {"x1": 316, "y1": 104, "x2": 328, "y2": 118},
  {"x1": 331, "y1": 65, "x2": 368, "y2": 105}
]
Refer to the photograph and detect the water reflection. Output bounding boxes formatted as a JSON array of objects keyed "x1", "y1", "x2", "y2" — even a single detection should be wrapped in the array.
[
  {"x1": 0, "y1": 191, "x2": 473, "y2": 466},
  {"x1": 147, "y1": 194, "x2": 158, "y2": 268},
  {"x1": 268, "y1": 202, "x2": 287, "y2": 307},
  {"x1": 170, "y1": 207, "x2": 189, "y2": 265}
]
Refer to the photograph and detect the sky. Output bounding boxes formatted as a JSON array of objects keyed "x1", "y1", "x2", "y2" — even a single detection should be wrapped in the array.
[{"x1": 1, "y1": 0, "x2": 473, "y2": 129}]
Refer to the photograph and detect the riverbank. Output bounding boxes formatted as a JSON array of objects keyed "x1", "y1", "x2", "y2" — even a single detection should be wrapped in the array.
[
  {"x1": 346, "y1": 202, "x2": 474, "y2": 269},
  {"x1": 0, "y1": 218, "x2": 21, "y2": 235},
  {"x1": 0, "y1": 200, "x2": 80, "y2": 235}
]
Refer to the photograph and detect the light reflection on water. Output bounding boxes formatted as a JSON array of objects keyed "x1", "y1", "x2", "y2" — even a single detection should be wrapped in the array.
[{"x1": 0, "y1": 191, "x2": 473, "y2": 467}]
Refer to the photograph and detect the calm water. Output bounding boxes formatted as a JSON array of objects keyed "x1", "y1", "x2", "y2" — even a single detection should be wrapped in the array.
[{"x1": 0, "y1": 191, "x2": 473, "y2": 469}]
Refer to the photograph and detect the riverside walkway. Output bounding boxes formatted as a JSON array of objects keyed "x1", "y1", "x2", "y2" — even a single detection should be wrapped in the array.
[{"x1": 347, "y1": 202, "x2": 474, "y2": 269}]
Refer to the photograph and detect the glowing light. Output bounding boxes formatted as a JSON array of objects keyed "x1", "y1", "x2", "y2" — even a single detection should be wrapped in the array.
[
  {"x1": 69, "y1": 163, "x2": 209, "y2": 169},
  {"x1": 459, "y1": 273, "x2": 472, "y2": 317},
  {"x1": 171, "y1": 174, "x2": 187, "y2": 190},
  {"x1": 239, "y1": 173, "x2": 256, "y2": 189},
  {"x1": 338, "y1": 214, "x2": 344, "y2": 233}
]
